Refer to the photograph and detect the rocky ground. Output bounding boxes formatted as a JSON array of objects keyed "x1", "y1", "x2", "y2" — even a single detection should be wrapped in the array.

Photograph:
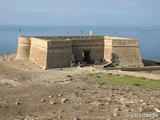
[{"x1": 0, "y1": 54, "x2": 160, "y2": 120}]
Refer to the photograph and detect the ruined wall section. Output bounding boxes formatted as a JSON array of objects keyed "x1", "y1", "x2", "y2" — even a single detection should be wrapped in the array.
[
  {"x1": 71, "y1": 39, "x2": 104, "y2": 64},
  {"x1": 46, "y1": 40, "x2": 72, "y2": 69}
]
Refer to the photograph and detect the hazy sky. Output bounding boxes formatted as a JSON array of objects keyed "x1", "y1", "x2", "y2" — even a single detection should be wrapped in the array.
[{"x1": 0, "y1": 0, "x2": 160, "y2": 26}]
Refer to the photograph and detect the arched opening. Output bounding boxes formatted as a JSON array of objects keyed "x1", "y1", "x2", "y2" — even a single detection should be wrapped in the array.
[{"x1": 82, "y1": 50, "x2": 91, "y2": 64}]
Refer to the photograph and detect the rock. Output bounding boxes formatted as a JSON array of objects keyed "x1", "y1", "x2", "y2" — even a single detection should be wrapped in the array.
[
  {"x1": 87, "y1": 107, "x2": 94, "y2": 113},
  {"x1": 92, "y1": 101, "x2": 98, "y2": 105},
  {"x1": 112, "y1": 113, "x2": 119, "y2": 118},
  {"x1": 66, "y1": 75, "x2": 72, "y2": 77},
  {"x1": 139, "y1": 106, "x2": 143, "y2": 113},
  {"x1": 59, "y1": 78, "x2": 72, "y2": 84},
  {"x1": 122, "y1": 104, "x2": 129, "y2": 108},
  {"x1": 120, "y1": 97, "x2": 127, "y2": 102},
  {"x1": 73, "y1": 117, "x2": 80, "y2": 120},
  {"x1": 139, "y1": 100, "x2": 144, "y2": 103},
  {"x1": 77, "y1": 65, "x2": 81, "y2": 69},
  {"x1": 114, "y1": 107, "x2": 121, "y2": 112},
  {"x1": 92, "y1": 101, "x2": 104, "y2": 107},
  {"x1": 154, "y1": 108, "x2": 160, "y2": 113},
  {"x1": 109, "y1": 94, "x2": 114, "y2": 97},
  {"x1": 58, "y1": 94, "x2": 63, "y2": 97},
  {"x1": 141, "y1": 102, "x2": 147, "y2": 106},
  {"x1": 130, "y1": 109, "x2": 135, "y2": 112},
  {"x1": 130, "y1": 101, "x2": 135, "y2": 104},
  {"x1": 28, "y1": 68, "x2": 32, "y2": 70},
  {"x1": 81, "y1": 88, "x2": 86, "y2": 91},
  {"x1": 50, "y1": 101, "x2": 56, "y2": 105},
  {"x1": 49, "y1": 95, "x2": 53, "y2": 98},
  {"x1": 61, "y1": 98, "x2": 68, "y2": 103},
  {"x1": 40, "y1": 99, "x2": 46, "y2": 103},
  {"x1": 68, "y1": 77, "x2": 73, "y2": 81},
  {"x1": 15, "y1": 102, "x2": 21, "y2": 105},
  {"x1": 126, "y1": 104, "x2": 130, "y2": 107},
  {"x1": 106, "y1": 118, "x2": 112, "y2": 120},
  {"x1": 58, "y1": 116, "x2": 62, "y2": 119},
  {"x1": 150, "y1": 97, "x2": 156, "y2": 100},
  {"x1": 122, "y1": 104, "x2": 126, "y2": 108},
  {"x1": 106, "y1": 101, "x2": 111, "y2": 105},
  {"x1": 97, "y1": 103, "x2": 105, "y2": 107},
  {"x1": 125, "y1": 109, "x2": 131, "y2": 112},
  {"x1": 106, "y1": 98, "x2": 112, "y2": 101}
]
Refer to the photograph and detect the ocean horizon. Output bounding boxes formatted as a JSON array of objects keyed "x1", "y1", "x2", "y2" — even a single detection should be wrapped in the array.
[{"x1": 0, "y1": 25, "x2": 160, "y2": 60}]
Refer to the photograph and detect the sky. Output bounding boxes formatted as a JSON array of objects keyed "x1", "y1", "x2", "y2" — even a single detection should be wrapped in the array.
[{"x1": 0, "y1": 0, "x2": 160, "y2": 26}]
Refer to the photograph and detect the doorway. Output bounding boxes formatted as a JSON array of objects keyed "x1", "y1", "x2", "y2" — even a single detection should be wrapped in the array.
[{"x1": 83, "y1": 50, "x2": 91, "y2": 64}]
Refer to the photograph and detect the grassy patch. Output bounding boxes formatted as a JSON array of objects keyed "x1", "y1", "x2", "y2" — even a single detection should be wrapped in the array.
[{"x1": 80, "y1": 73, "x2": 160, "y2": 88}]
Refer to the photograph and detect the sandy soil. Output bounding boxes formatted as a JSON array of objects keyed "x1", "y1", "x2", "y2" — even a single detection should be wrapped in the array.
[{"x1": 0, "y1": 54, "x2": 160, "y2": 120}]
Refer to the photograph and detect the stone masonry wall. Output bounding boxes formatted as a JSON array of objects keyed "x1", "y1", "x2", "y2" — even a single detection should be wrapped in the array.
[
  {"x1": 46, "y1": 40, "x2": 72, "y2": 69},
  {"x1": 29, "y1": 37, "x2": 48, "y2": 69},
  {"x1": 71, "y1": 39, "x2": 104, "y2": 64},
  {"x1": 16, "y1": 36, "x2": 31, "y2": 59},
  {"x1": 104, "y1": 37, "x2": 144, "y2": 67},
  {"x1": 16, "y1": 36, "x2": 144, "y2": 69}
]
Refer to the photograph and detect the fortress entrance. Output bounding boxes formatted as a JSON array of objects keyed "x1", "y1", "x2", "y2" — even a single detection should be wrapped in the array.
[{"x1": 83, "y1": 50, "x2": 91, "y2": 64}]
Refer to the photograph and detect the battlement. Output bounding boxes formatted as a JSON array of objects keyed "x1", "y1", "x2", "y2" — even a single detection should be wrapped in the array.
[{"x1": 17, "y1": 36, "x2": 143, "y2": 69}]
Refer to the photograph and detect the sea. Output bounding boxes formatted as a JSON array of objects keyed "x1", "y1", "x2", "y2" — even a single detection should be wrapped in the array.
[{"x1": 0, "y1": 25, "x2": 160, "y2": 60}]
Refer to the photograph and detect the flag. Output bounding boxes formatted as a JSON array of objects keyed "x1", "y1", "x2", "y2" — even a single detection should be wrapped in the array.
[{"x1": 90, "y1": 30, "x2": 93, "y2": 36}]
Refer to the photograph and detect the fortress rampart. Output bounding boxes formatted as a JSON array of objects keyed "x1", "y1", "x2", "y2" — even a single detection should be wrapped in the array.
[
  {"x1": 17, "y1": 36, "x2": 144, "y2": 69},
  {"x1": 104, "y1": 37, "x2": 143, "y2": 67}
]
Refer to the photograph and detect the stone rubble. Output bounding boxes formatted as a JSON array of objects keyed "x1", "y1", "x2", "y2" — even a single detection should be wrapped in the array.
[{"x1": 61, "y1": 98, "x2": 68, "y2": 103}]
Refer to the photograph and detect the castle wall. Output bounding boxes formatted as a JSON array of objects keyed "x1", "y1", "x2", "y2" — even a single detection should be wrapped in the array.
[
  {"x1": 104, "y1": 37, "x2": 144, "y2": 67},
  {"x1": 33, "y1": 36, "x2": 104, "y2": 41},
  {"x1": 71, "y1": 39, "x2": 104, "y2": 64},
  {"x1": 29, "y1": 37, "x2": 48, "y2": 69},
  {"x1": 46, "y1": 40, "x2": 72, "y2": 69},
  {"x1": 104, "y1": 36, "x2": 113, "y2": 62},
  {"x1": 16, "y1": 37, "x2": 31, "y2": 59},
  {"x1": 16, "y1": 36, "x2": 144, "y2": 69}
]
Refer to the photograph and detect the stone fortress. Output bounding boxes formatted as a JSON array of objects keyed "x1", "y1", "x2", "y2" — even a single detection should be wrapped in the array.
[{"x1": 16, "y1": 36, "x2": 144, "y2": 69}]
